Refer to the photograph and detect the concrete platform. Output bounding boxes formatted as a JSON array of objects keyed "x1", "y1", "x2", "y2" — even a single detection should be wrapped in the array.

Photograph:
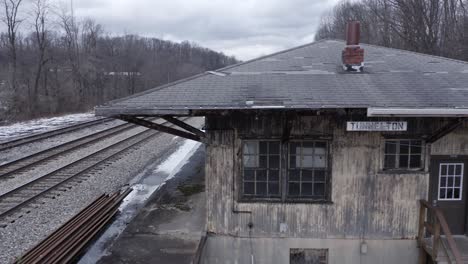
[{"x1": 97, "y1": 147, "x2": 206, "y2": 264}]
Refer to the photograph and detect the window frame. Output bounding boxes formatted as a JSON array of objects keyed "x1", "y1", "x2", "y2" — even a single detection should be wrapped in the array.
[
  {"x1": 286, "y1": 140, "x2": 331, "y2": 202},
  {"x1": 438, "y1": 163, "x2": 464, "y2": 201},
  {"x1": 382, "y1": 139, "x2": 425, "y2": 171},
  {"x1": 239, "y1": 138, "x2": 332, "y2": 203},
  {"x1": 240, "y1": 139, "x2": 282, "y2": 201}
]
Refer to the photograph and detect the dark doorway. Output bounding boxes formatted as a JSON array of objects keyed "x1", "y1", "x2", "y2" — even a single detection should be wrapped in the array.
[{"x1": 430, "y1": 156, "x2": 468, "y2": 235}]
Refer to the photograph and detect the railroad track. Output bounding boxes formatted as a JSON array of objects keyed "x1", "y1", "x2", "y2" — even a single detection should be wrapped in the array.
[
  {"x1": 0, "y1": 117, "x2": 113, "y2": 151},
  {"x1": 0, "y1": 117, "x2": 192, "y2": 225},
  {"x1": 0, "y1": 118, "x2": 156, "y2": 179}
]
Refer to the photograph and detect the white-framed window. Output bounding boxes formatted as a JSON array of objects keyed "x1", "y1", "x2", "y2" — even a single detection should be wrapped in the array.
[{"x1": 438, "y1": 163, "x2": 464, "y2": 201}]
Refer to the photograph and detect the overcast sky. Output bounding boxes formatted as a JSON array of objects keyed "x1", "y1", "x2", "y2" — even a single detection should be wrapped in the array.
[{"x1": 66, "y1": 0, "x2": 340, "y2": 60}]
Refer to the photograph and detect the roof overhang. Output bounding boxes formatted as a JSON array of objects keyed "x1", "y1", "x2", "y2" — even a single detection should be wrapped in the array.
[
  {"x1": 367, "y1": 108, "x2": 468, "y2": 117},
  {"x1": 95, "y1": 107, "x2": 190, "y2": 117}
]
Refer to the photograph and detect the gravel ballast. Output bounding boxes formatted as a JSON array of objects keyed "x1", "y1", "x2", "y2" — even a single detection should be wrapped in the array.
[{"x1": 0, "y1": 117, "x2": 204, "y2": 264}]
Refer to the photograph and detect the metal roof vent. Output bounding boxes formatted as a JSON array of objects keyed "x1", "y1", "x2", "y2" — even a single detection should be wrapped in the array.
[{"x1": 342, "y1": 21, "x2": 364, "y2": 72}]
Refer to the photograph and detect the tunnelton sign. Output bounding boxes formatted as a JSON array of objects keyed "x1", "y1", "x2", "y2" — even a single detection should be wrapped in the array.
[{"x1": 347, "y1": 121, "x2": 407, "y2": 131}]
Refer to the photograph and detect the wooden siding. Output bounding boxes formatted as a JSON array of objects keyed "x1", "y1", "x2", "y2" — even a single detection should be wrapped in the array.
[
  {"x1": 431, "y1": 121, "x2": 468, "y2": 155},
  {"x1": 205, "y1": 114, "x2": 466, "y2": 239}
]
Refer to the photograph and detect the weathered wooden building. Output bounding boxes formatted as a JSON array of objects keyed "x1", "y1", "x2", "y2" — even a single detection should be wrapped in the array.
[{"x1": 97, "y1": 23, "x2": 468, "y2": 264}]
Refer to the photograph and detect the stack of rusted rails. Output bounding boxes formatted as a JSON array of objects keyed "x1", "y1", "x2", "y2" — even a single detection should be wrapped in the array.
[{"x1": 15, "y1": 188, "x2": 132, "y2": 264}]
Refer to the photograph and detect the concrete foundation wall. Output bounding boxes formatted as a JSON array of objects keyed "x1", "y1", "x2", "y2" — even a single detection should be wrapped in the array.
[{"x1": 201, "y1": 235, "x2": 419, "y2": 264}]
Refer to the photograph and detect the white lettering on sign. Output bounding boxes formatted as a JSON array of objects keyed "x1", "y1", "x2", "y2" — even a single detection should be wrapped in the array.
[{"x1": 346, "y1": 121, "x2": 407, "y2": 131}]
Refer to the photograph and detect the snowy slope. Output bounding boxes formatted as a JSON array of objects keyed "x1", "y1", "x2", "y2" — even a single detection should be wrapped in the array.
[{"x1": 0, "y1": 112, "x2": 97, "y2": 142}]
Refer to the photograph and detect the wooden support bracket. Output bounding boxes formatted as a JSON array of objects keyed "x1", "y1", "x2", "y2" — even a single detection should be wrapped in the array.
[
  {"x1": 118, "y1": 115, "x2": 202, "y2": 142},
  {"x1": 162, "y1": 116, "x2": 206, "y2": 139},
  {"x1": 427, "y1": 118, "x2": 466, "y2": 143}
]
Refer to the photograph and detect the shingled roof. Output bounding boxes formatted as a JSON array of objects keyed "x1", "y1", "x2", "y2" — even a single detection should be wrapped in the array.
[{"x1": 95, "y1": 39, "x2": 468, "y2": 116}]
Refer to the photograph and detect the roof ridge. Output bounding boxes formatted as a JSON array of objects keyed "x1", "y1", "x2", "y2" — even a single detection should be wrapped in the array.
[
  {"x1": 215, "y1": 39, "x2": 331, "y2": 72},
  {"x1": 359, "y1": 41, "x2": 468, "y2": 66}
]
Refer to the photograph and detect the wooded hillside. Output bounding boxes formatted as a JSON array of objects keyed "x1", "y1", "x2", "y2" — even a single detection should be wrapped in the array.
[
  {"x1": 316, "y1": 0, "x2": 468, "y2": 61},
  {"x1": 0, "y1": 0, "x2": 238, "y2": 123}
]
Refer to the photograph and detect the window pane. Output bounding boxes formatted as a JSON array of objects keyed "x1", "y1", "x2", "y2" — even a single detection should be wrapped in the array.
[
  {"x1": 269, "y1": 155, "x2": 280, "y2": 168},
  {"x1": 448, "y1": 177, "x2": 454, "y2": 187},
  {"x1": 244, "y1": 155, "x2": 258, "y2": 168},
  {"x1": 301, "y1": 183, "x2": 313, "y2": 196},
  {"x1": 302, "y1": 142, "x2": 314, "y2": 155},
  {"x1": 441, "y1": 165, "x2": 448, "y2": 175},
  {"x1": 447, "y1": 188, "x2": 453, "y2": 199},
  {"x1": 256, "y1": 170, "x2": 266, "y2": 181},
  {"x1": 259, "y1": 141, "x2": 268, "y2": 154},
  {"x1": 290, "y1": 143, "x2": 300, "y2": 155},
  {"x1": 440, "y1": 188, "x2": 446, "y2": 199},
  {"x1": 301, "y1": 156, "x2": 313, "y2": 168},
  {"x1": 289, "y1": 183, "x2": 300, "y2": 196},
  {"x1": 244, "y1": 182, "x2": 255, "y2": 195},
  {"x1": 400, "y1": 141, "x2": 409, "y2": 154},
  {"x1": 302, "y1": 170, "x2": 313, "y2": 181},
  {"x1": 244, "y1": 170, "x2": 255, "y2": 181},
  {"x1": 314, "y1": 145, "x2": 326, "y2": 156},
  {"x1": 448, "y1": 165, "x2": 455, "y2": 175},
  {"x1": 289, "y1": 156, "x2": 297, "y2": 169},
  {"x1": 454, "y1": 188, "x2": 461, "y2": 199},
  {"x1": 314, "y1": 170, "x2": 326, "y2": 182},
  {"x1": 259, "y1": 156, "x2": 267, "y2": 168},
  {"x1": 455, "y1": 177, "x2": 461, "y2": 187},
  {"x1": 385, "y1": 141, "x2": 397, "y2": 154},
  {"x1": 314, "y1": 183, "x2": 325, "y2": 196},
  {"x1": 313, "y1": 155, "x2": 327, "y2": 168},
  {"x1": 455, "y1": 165, "x2": 462, "y2": 175},
  {"x1": 289, "y1": 170, "x2": 300, "y2": 181},
  {"x1": 269, "y1": 142, "x2": 280, "y2": 154},
  {"x1": 409, "y1": 155, "x2": 421, "y2": 168},
  {"x1": 268, "y1": 183, "x2": 279, "y2": 195},
  {"x1": 411, "y1": 141, "x2": 422, "y2": 154},
  {"x1": 257, "y1": 182, "x2": 267, "y2": 195},
  {"x1": 384, "y1": 155, "x2": 396, "y2": 169},
  {"x1": 399, "y1": 154, "x2": 409, "y2": 168},
  {"x1": 269, "y1": 170, "x2": 279, "y2": 181},
  {"x1": 244, "y1": 141, "x2": 258, "y2": 155},
  {"x1": 440, "y1": 176, "x2": 447, "y2": 187}
]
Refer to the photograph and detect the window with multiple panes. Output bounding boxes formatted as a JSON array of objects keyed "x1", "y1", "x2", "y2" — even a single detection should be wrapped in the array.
[
  {"x1": 242, "y1": 141, "x2": 281, "y2": 198},
  {"x1": 438, "y1": 163, "x2": 464, "y2": 201},
  {"x1": 384, "y1": 140, "x2": 423, "y2": 170},
  {"x1": 288, "y1": 141, "x2": 328, "y2": 199},
  {"x1": 242, "y1": 140, "x2": 329, "y2": 201}
]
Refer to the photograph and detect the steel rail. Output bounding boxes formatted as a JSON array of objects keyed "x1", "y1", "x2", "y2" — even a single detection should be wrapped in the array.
[
  {"x1": 0, "y1": 118, "x2": 157, "y2": 179},
  {"x1": 15, "y1": 189, "x2": 131, "y2": 264},
  {"x1": 0, "y1": 117, "x2": 113, "y2": 151},
  {"x1": 0, "y1": 117, "x2": 191, "y2": 222}
]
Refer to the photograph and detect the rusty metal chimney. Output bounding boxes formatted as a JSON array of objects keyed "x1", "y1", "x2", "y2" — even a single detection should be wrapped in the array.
[{"x1": 342, "y1": 21, "x2": 364, "y2": 72}]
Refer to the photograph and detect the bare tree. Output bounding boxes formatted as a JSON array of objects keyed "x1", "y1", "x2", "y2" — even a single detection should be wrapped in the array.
[
  {"x1": 30, "y1": 0, "x2": 49, "y2": 113},
  {"x1": 1, "y1": 0, "x2": 23, "y2": 96}
]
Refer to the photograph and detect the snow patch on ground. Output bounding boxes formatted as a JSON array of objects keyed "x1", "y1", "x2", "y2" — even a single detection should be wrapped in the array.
[
  {"x1": 0, "y1": 112, "x2": 96, "y2": 142},
  {"x1": 78, "y1": 139, "x2": 201, "y2": 263}
]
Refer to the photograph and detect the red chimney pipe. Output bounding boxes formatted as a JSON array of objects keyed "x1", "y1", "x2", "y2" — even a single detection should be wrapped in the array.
[
  {"x1": 342, "y1": 21, "x2": 364, "y2": 72},
  {"x1": 346, "y1": 21, "x2": 361, "y2": 46}
]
